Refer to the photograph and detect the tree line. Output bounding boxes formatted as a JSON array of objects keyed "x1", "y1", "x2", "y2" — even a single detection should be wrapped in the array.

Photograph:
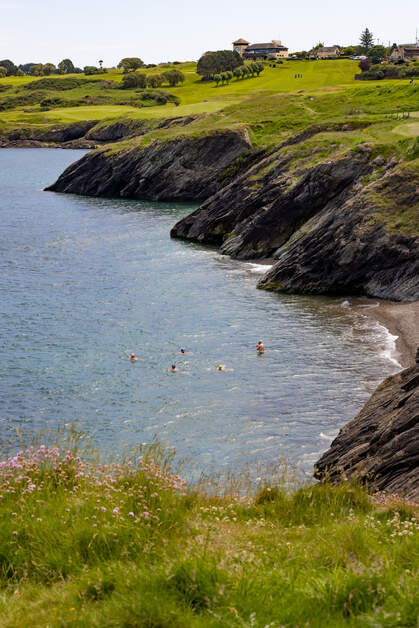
[
  {"x1": 121, "y1": 69, "x2": 185, "y2": 89},
  {"x1": 214, "y1": 62, "x2": 264, "y2": 85}
]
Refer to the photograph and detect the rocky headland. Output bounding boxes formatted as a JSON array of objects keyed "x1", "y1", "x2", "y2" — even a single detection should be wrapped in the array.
[
  {"x1": 46, "y1": 125, "x2": 418, "y2": 302},
  {"x1": 315, "y1": 350, "x2": 419, "y2": 500}
]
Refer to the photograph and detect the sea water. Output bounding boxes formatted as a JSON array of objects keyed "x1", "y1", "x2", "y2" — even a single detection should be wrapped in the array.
[{"x1": 0, "y1": 149, "x2": 399, "y2": 477}]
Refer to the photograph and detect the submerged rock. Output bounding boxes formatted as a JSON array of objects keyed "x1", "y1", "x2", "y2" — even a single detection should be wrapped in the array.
[{"x1": 314, "y1": 354, "x2": 419, "y2": 499}]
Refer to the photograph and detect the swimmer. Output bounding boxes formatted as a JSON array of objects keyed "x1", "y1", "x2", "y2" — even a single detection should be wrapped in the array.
[
  {"x1": 217, "y1": 364, "x2": 224, "y2": 371},
  {"x1": 256, "y1": 341, "x2": 264, "y2": 354},
  {"x1": 130, "y1": 353, "x2": 138, "y2": 361},
  {"x1": 171, "y1": 364, "x2": 177, "y2": 372},
  {"x1": 180, "y1": 348, "x2": 185, "y2": 354}
]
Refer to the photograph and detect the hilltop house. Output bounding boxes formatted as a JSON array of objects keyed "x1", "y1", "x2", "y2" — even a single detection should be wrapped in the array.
[
  {"x1": 389, "y1": 44, "x2": 419, "y2": 62},
  {"x1": 233, "y1": 38, "x2": 289, "y2": 60},
  {"x1": 309, "y1": 46, "x2": 341, "y2": 59}
]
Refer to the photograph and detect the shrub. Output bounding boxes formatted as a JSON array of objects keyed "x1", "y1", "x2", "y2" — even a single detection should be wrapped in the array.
[
  {"x1": 121, "y1": 72, "x2": 147, "y2": 89},
  {"x1": 147, "y1": 73, "x2": 164, "y2": 88},
  {"x1": 162, "y1": 69, "x2": 184, "y2": 86}
]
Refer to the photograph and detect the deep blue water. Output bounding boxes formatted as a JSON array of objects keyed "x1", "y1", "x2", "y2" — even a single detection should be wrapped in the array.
[{"x1": 0, "y1": 149, "x2": 397, "y2": 476}]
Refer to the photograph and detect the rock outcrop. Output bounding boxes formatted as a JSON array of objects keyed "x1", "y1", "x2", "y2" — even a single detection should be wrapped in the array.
[
  {"x1": 258, "y1": 161, "x2": 419, "y2": 301},
  {"x1": 46, "y1": 129, "x2": 252, "y2": 201},
  {"x1": 314, "y1": 353, "x2": 419, "y2": 499}
]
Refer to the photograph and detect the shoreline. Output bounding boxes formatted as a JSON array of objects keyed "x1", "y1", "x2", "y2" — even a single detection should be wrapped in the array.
[{"x1": 352, "y1": 299, "x2": 419, "y2": 368}]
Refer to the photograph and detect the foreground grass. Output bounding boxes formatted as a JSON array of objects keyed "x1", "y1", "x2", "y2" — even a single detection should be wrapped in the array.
[{"x1": 0, "y1": 445, "x2": 417, "y2": 627}]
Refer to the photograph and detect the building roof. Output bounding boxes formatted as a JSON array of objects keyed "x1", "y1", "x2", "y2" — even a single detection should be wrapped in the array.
[
  {"x1": 246, "y1": 42, "x2": 288, "y2": 51},
  {"x1": 403, "y1": 47, "x2": 419, "y2": 55},
  {"x1": 316, "y1": 46, "x2": 340, "y2": 52},
  {"x1": 233, "y1": 38, "x2": 249, "y2": 45}
]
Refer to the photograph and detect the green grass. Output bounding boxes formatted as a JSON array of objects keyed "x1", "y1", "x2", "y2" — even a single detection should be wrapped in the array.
[
  {"x1": 0, "y1": 442, "x2": 417, "y2": 627},
  {"x1": 1, "y1": 61, "x2": 417, "y2": 154}
]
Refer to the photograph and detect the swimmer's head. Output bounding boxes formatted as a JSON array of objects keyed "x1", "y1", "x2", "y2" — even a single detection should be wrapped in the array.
[
  {"x1": 171, "y1": 364, "x2": 176, "y2": 370},
  {"x1": 130, "y1": 353, "x2": 136, "y2": 359},
  {"x1": 218, "y1": 365, "x2": 223, "y2": 371},
  {"x1": 180, "y1": 348, "x2": 185, "y2": 353}
]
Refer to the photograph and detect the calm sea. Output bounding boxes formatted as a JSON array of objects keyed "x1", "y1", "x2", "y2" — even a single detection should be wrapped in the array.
[{"x1": 0, "y1": 149, "x2": 398, "y2": 477}]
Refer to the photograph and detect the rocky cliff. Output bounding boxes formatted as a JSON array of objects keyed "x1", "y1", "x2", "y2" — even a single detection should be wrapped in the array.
[
  {"x1": 258, "y1": 161, "x2": 419, "y2": 301},
  {"x1": 43, "y1": 123, "x2": 418, "y2": 301},
  {"x1": 46, "y1": 129, "x2": 252, "y2": 201},
  {"x1": 314, "y1": 352, "x2": 419, "y2": 500}
]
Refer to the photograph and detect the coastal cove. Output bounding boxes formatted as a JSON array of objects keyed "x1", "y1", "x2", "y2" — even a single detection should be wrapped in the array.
[{"x1": 0, "y1": 148, "x2": 404, "y2": 477}]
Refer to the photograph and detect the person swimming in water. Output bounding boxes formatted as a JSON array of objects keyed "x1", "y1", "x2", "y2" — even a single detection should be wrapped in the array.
[
  {"x1": 171, "y1": 364, "x2": 177, "y2": 372},
  {"x1": 217, "y1": 364, "x2": 224, "y2": 371},
  {"x1": 180, "y1": 348, "x2": 185, "y2": 354},
  {"x1": 256, "y1": 341, "x2": 264, "y2": 354},
  {"x1": 130, "y1": 353, "x2": 138, "y2": 361}
]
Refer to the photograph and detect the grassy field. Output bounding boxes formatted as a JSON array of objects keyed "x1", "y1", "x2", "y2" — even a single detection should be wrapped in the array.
[
  {"x1": 1, "y1": 60, "x2": 417, "y2": 155},
  {"x1": 0, "y1": 442, "x2": 417, "y2": 627}
]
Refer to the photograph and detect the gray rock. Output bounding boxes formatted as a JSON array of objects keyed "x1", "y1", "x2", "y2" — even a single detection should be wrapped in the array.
[
  {"x1": 314, "y1": 359, "x2": 419, "y2": 500},
  {"x1": 46, "y1": 129, "x2": 252, "y2": 202}
]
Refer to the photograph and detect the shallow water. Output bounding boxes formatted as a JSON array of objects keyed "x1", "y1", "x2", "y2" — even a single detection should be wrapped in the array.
[{"x1": 0, "y1": 149, "x2": 398, "y2": 477}]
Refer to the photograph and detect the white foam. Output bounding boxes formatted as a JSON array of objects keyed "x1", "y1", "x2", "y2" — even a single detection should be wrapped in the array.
[
  {"x1": 340, "y1": 300, "x2": 350, "y2": 308},
  {"x1": 376, "y1": 324, "x2": 402, "y2": 368},
  {"x1": 245, "y1": 263, "x2": 273, "y2": 274}
]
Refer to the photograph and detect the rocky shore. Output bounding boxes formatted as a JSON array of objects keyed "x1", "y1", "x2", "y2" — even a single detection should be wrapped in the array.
[
  {"x1": 315, "y1": 349, "x2": 419, "y2": 499},
  {"x1": 46, "y1": 127, "x2": 418, "y2": 302}
]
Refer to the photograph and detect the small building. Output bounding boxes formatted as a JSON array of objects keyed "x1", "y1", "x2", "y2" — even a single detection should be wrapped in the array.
[
  {"x1": 389, "y1": 45, "x2": 419, "y2": 62},
  {"x1": 309, "y1": 45, "x2": 341, "y2": 59},
  {"x1": 233, "y1": 39, "x2": 289, "y2": 60}
]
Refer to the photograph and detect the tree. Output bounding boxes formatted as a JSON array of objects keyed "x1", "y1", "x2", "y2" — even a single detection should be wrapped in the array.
[
  {"x1": 84, "y1": 66, "x2": 100, "y2": 75},
  {"x1": 360, "y1": 28, "x2": 374, "y2": 54},
  {"x1": 197, "y1": 50, "x2": 243, "y2": 80},
  {"x1": 121, "y1": 72, "x2": 147, "y2": 88},
  {"x1": 162, "y1": 69, "x2": 184, "y2": 86},
  {"x1": 0, "y1": 66, "x2": 6, "y2": 78},
  {"x1": 117, "y1": 57, "x2": 144, "y2": 72},
  {"x1": 233, "y1": 67, "x2": 242, "y2": 80},
  {"x1": 358, "y1": 58, "x2": 371, "y2": 72},
  {"x1": 0, "y1": 59, "x2": 17, "y2": 76},
  {"x1": 58, "y1": 58, "x2": 75, "y2": 74},
  {"x1": 147, "y1": 73, "x2": 164, "y2": 88},
  {"x1": 43, "y1": 63, "x2": 56, "y2": 75},
  {"x1": 255, "y1": 62, "x2": 264, "y2": 76},
  {"x1": 341, "y1": 46, "x2": 355, "y2": 56},
  {"x1": 29, "y1": 64, "x2": 44, "y2": 76},
  {"x1": 214, "y1": 73, "x2": 222, "y2": 85},
  {"x1": 368, "y1": 45, "x2": 386, "y2": 64}
]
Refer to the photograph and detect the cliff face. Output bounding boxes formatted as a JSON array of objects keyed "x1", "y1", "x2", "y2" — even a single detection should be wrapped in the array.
[
  {"x1": 314, "y1": 355, "x2": 419, "y2": 500},
  {"x1": 44, "y1": 124, "x2": 418, "y2": 301},
  {"x1": 171, "y1": 151, "x2": 372, "y2": 255},
  {"x1": 46, "y1": 129, "x2": 252, "y2": 201},
  {"x1": 258, "y1": 161, "x2": 419, "y2": 301}
]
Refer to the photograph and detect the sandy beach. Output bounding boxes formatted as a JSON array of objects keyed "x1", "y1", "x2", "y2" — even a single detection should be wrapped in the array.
[{"x1": 353, "y1": 300, "x2": 419, "y2": 368}]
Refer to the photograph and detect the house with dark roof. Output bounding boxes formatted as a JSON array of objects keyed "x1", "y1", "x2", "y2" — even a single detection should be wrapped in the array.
[
  {"x1": 233, "y1": 39, "x2": 288, "y2": 60},
  {"x1": 309, "y1": 46, "x2": 341, "y2": 59},
  {"x1": 389, "y1": 44, "x2": 419, "y2": 62}
]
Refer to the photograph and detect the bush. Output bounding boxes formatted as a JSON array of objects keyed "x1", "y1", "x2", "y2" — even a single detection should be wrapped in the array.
[
  {"x1": 147, "y1": 73, "x2": 164, "y2": 88},
  {"x1": 162, "y1": 69, "x2": 185, "y2": 86},
  {"x1": 84, "y1": 66, "x2": 100, "y2": 76},
  {"x1": 121, "y1": 72, "x2": 147, "y2": 89}
]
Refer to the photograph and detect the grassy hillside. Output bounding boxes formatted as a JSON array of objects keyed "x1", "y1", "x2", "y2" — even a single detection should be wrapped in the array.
[
  {"x1": 1, "y1": 60, "x2": 417, "y2": 158},
  {"x1": 0, "y1": 443, "x2": 417, "y2": 627}
]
